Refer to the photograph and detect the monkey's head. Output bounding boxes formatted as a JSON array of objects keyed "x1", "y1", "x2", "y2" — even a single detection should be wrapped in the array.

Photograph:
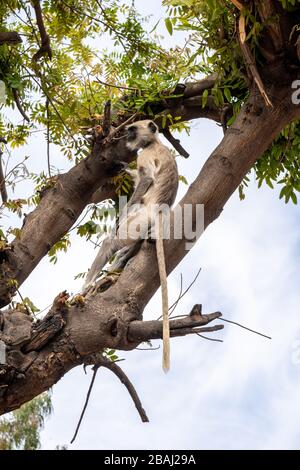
[{"x1": 126, "y1": 120, "x2": 159, "y2": 151}]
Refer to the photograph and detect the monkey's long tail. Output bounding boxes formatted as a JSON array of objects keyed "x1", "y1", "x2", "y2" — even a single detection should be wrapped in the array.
[{"x1": 156, "y1": 211, "x2": 170, "y2": 373}]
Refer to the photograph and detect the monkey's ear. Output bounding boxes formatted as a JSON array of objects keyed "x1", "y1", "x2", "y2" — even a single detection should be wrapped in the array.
[{"x1": 148, "y1": 121, "x2": 158, "y2": 134}]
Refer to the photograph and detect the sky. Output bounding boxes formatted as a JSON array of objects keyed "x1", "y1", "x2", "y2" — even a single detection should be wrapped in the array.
[{"x1": 2, "y1": 0, "x2": 300, "y2": 450}]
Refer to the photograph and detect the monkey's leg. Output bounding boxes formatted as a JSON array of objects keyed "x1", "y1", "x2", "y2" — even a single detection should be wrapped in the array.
[
  {"x1": 83, "y1": 236, "x2": 130, "y2": 290},
  {"x1": 156, "y1": 212, "x2": 170, "y2": 373},
  {"x1": 109, "y1": 241, "x2": 143, "y2": 272},
  {"x1": 83, "y1": 208, "x2": 149, "y2": 292}
]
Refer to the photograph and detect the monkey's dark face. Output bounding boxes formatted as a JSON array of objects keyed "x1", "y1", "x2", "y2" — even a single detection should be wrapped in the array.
[
  {"x1": 126, "y1": 120, "x2": 158, "y2": 151},
  {"x1": 127, "y1": 124, "x2": 138, "y2": 143}
]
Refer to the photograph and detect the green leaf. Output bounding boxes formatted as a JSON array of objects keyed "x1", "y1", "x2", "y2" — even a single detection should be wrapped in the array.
[
  {"x1": 202, "y1": 89, "x2": 209, "y2": 108},
  {"x1": 164, "y1": 18, "x2": 173, "y2": 35},
  {"x1": 179, "y1": 174, "x2": 188, "y2": 185},
  {"x1": 22, "y1": 297, "x2": 40, "y2": 314},
  {"x1": 224, "y1": 87, "x2": 232, "y2": 103},
  {"x1": 279, "y1": 187, "x2": 287, "y2": 199},
  {"x1": 291, "y1": 192, "x2": 298, "y2": 205}
]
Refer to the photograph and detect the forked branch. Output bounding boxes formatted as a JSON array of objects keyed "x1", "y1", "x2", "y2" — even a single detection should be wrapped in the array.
[
  {"x1": 71, "y1": 353, "x2": 149, "y2": 443},
  {"x1": 128, "y1": 308, "x2": 223, "y2": 342}
]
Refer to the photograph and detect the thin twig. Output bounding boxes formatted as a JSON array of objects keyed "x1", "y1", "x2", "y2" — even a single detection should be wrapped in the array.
[
  {"x1": 70, "y1": 365, "x2": 99, "y2": 444},
  {"x1": 61, "y1": 0, "x2": 130, "y2": 55},
  {"x1": 21, "y1": 63, "x2": 76, "y2": 144},
  {"x1": 19, "y1": 0, "x2": 40, "y2": 45},
  {"x1": 168, "y1": 312, "x2": 271, "y2": 341},
  {"x1": 169, "y1": 273, "x2": 183, "y2": 317},
  {"x1": 158, "y1": 267, "x2": 202, "y2": 320},
  {"x1": 220, "y1": 317, "x2": 272, "y2": 340},
  {"x1": 35, "y1": 302, "x2": 52, "y2": 316},
  {"x1": 196, "y1": 333, "x2": 223, "y2": 343},
  {"x1": 0, "y1": 139, "x2": 8, "y2": 203},
  {"x1": 170, "y1": 267, "x2": 202, "y2": 312},
  {"x1": 95, "y1": 0, "x2": 130, "y2": 55},
  {"x1": 106, "y1": 113, "x2": 138, "y2": 142},
  {"x1": 4, "y1": 156, "x2": 29, "y2": 186},
  {"x1": 12, "y1": 89, "x2": 30, "y2": 122},
  {"x1": 95, "y1": 78, "x2": 138, "y2": 92},
  {"x1": 16, "y1": 288, "x2": 35, "y2": 318},
  {"x1": 83, "y1": 67, "x2": 102, "y2": 114},
  {"x1": 69, "y1": 207, "x2": 92, "y2": 232}
]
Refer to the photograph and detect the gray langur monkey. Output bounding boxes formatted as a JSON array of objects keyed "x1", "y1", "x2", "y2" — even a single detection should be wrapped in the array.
[{"x1": 83, "y1": 119, "x2": 178, "y2": 372}]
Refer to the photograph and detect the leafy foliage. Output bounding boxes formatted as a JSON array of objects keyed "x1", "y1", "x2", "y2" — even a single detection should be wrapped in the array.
[
  {"x1": 48, "y1": 234, "x2": 71, "y2": 263},
  {"x1": 0, "y1": 392, "x2": 52, "y2": 450},
  {"x1": 164, "y1": 0, "x2": 300, "y2": 201},
  {"x1": 0, "y1": 0, "x2": 299, "y2": 257}
]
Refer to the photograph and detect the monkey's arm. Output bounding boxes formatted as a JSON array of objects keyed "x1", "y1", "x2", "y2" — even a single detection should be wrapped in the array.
[
  {"x1": 128, "y1": 176, "x2": 153, "y2": 206},
  {"x1": 127, "y1": 163, "x2": 155, "y2": 207}
]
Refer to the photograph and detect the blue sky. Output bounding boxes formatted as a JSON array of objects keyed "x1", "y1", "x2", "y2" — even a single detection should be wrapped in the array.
[{"x1": 2, "y1": 0, "x2": 300, "y2": 450}]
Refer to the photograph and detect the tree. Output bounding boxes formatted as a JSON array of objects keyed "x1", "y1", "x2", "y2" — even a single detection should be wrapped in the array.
[
  {"x1": 0, "y1": 0, "x2": 300, "y2": 421},
  {"x1": 0, "y1": 392, "x2": 52, "y2": 449}
]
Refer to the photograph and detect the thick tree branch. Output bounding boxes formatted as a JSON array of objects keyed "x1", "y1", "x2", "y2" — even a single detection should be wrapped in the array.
[
  {"x1": 256, "y1": 0, "x2": 285, "y2": 54},
  {"x1": 31, "y1": 0, "x2": 52, "y2": 61},
  {"x1": 98, "y1": 356, "x2": 149, "y2": 423},
  {"x1": 181, "y1": 74, "x2": 218, "y2": 98},
  {"x1": 0, "y1": 32, "x2": 22, "y2": 45},
  {"x1": 162, "y1": 127, "x2": 190, "y2": 158},
  {"x1": 0, "y1": 303, "x2": 222, "y2": 415},
  {"x1": 128, "y1": 311, "x2": 223, "y2": 342}
]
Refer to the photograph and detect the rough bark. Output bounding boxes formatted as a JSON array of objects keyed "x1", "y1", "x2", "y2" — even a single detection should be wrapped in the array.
[{"x1": 0, "y1": 32, "x2": 22, "y2": 45}]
